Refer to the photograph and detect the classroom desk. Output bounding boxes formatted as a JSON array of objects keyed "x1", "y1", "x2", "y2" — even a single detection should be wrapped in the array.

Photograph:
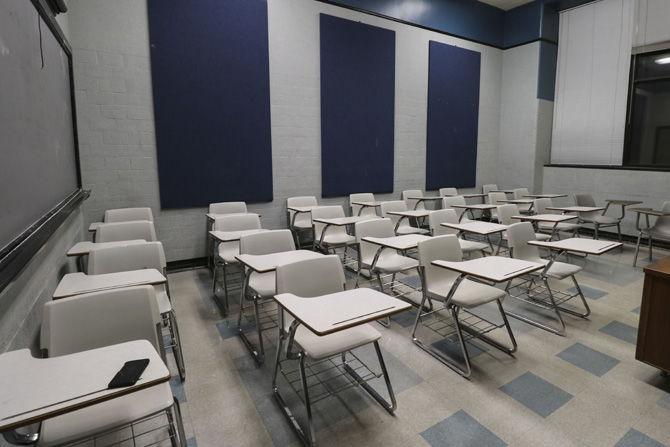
[
  {"x1": 209, "y1": 229, "x2": 268, "y2": 243},
  {"x1": 546, "y1": 206, "x2": 605, "y2": 214},
  {"x1": 463, "y1": 193, "x2": 488, "y2": 199},
  {"x1": 350, "y1": 201, "x2": 386, "y2": 216},
  {"x1": 511, "y1": 214, "x2": 577, "y2": 239},
  {"x1": 67, "y1": 240, "x2": 146, "y2": 272},
  {"x1": 500, "y1": 198, "x2": 536, "y2": 213},
  {"x1": 386, "y1": 209, "x2": 431, "y2": 233},
  {"x1": 312, "y1": 216, "x2": 375, "y2": 249},
  {"x1": 523, "y1": 194, "x2": 568, "y2": 199},
  {"x1": 206, "y1": 213, "x2": 261, "y2": 271},
  {"x1": 0, "y1": 340, "x2": 169, "y2": 432},
  {"x1": 362, "y1": 234, "x2": 431, "y2": 252},
  {"x1": 441, "y1": 221, "x2": 507, "y2": 254},
  {"x1": 603, "y1": 199, "x2": 643, "y2": 223},
  {"x1": 451, "y1": 204, "x2": 497, "y2": 221},
  {"x1": 432, "y1": 256, "x2": 543, "y2": 284},
  {"x1": 235, "y1": 250, "x2": 325, "y2": 363},
  {"x1": 527, "y1": 238, "x2": 622, "y2": 257},
  {"x1": 53, "y1": 269, "x2": 166, "y2": 299},
  {"x1": 406, "y1": 196, "x2": 442, "y2": 210},
  {"x1": 490, "y1": 190, "x2": 515, "y2": 195},
  {"x1": 272, "y1": 288, "x2": 410, "y2": 445}
]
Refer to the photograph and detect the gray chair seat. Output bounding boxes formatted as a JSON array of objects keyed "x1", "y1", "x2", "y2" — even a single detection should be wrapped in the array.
[
  {"x1": 459, "y1": 238, "x2": 488, "y2": 253},
  {"x1": 248, "y1": 271, "x2": 276, "y2": 297},
  {"x1": 362, "y1": 252, "x2": 419, "y2": 274},
  {"x1": 396, "y1": 226, "x2": 430, "y2": 235},
  {"x1": 427, "y1": 278, "x2": 505, "y2": 308},
  {"x1": 296, "y1": 323, "x2": 381, "y2": 360}
]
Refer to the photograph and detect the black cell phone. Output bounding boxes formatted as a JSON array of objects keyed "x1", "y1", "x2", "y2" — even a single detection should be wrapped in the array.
[{"x1": 108, "y1": 359, "x2": 150, "y2": 389}]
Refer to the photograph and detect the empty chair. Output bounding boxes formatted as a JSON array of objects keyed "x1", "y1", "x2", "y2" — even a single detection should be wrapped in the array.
[
  {"x1": 634, "y1": 201, "x2": 670, "y2": 266},
  {"x1": 87, "y1": 241, "x2": 186, "y2": 380},
  {"x1": 104, "y1": 207, "x2": 153, "y2": 223},
  {"x1": 428, "y1": 209, "x2": 487, "y2": 257},
  {"x1": 311, "y1": 205, "x2": 356, "y2": 252},
  {"x1": 497, "y1": 204, "x2": 551, "y2": 243},
  {"x1": 439, "y1": 187, "x2": 458, "y2": 197},
  {"x1": 412, "y1": 235, "x2": 516, "y2": 377},
  {"x1": 354, "y1": 218, "x2": 421, "y2": 307},
  {"x1": 482, "y1": 184, "x2": 498, "y2": 200},
  {"x1": 38, "y1": 286, "x2": 186, "y2": 447},
  {"x1": 506, "y1": 222, "x2": 589, "y2": 336},
  {"x1": 350, "y1": 192, "x2": 378, "y2": 216},
  {"x1": 534, "y1": 198, "x2": 581, "y2": 237},
  {"x1": 442, "y1": 195, "x2": 469, "y2": 222},
  {"x1": 272, "y1": 256, "x2": 395, "y2": 446},
  {"x1": 237, "y1": 229, "x2": 296, "y2": 362},
  {"x1": 380, "y1": 201, "x2": 429, "y2": 235},
  {"x1": 402, "y1": 189, "x2": 424, "y2": 210},
  {"x1": 287, "y1": 196, "x2": 318, "y2": 248},
  {"x1": 95, "y1": 220, "x2": 157, "y2": 243},
  {"x1": 574, "y1": 193, "x2": 621, "y2": 240},
  {"x1": 488, "y1": 192, "x2": 507, "y2": 221},
  {"x1": 512, "y1": 188, "x2": 532, "y2": 213},
  {"x1": 209, "y1": 201, "x2": 247, "y2": 215},
  {"x1": 212, "y1": 213, "x2": 263, "y2": 307}
]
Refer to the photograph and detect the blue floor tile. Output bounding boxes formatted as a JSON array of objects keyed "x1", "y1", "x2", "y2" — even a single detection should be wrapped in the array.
[
  {"x1": 599, "y1": 321, "x2": 638, "y2": 344},
  {"x1": 615, "y1": 429, "x2": 666, "y2": 447},
  {"x1": 567, "y1": 285, "x2": 607, "y2": 300},
  {"x1": 216, "y1": 319, "x2": 254, "y2": 339},
  {"x1": 431, "y1": 338, "x2": 487, "y2": 363},
  {"x1": 631, "y1": 306, "x2": 641, "y2": 314},
  {"x1": 658, "y1": 392, "x2": 670, "y2": 410},
  {"x1": 186, "y1": 437, "x2": 198, "y2": 447},
  {"x1": 556, "y1": 342, "x2": 620, "y2": 377},
  {"x1": 399, "y1": 275, "x2": 422, "y2": 289},
  {"x1": 170, "y1": 376, "x2": 186, "y2": 402},
  {"x1": 420, "y1": 410, "x2": 507, "y2": 447},
  {"x1": 499, "y1": 372, "x2": 573, "y2": 417}
]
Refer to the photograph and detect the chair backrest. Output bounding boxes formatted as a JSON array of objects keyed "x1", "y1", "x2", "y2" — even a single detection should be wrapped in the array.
[
  {"x1": 380, "y1": 200, "x2": 409, "y2": 229},
  {"x1": 442, "y1": 196, "x2": 467, "y2": 220},
  {"x1": 287, "y1": 196, "x2": 318, "y2": 228},
  {"x1": 88, "y1": 241, "x2": 166, "y2": 274},
  {"x1": 488, "y1": 192, "x2": 507, "y2": 206},
  {"x1": 239, "y1": 229, "x2": 295, "y2": 255},
  {"x1": 355, "y1": 218, "x2": 395, "y2": 262},
  {"x1": 534, "y1": 198, "x2": 552, "y2": 214},
  {"x1": 402, "y1": 189, "x2": 423, "y2": 210},
  {"x1": 482, "y1": 184, "x2": 498, "y2": 198},
  {"x1": 95, "y1": 221, "x2": 157, "y2": 243},
  {"x1": 497, "y1": 204, "x2": 519, "y2": 226},
  {"x1": 350, "y1": 193, "x2": 376, "y2": 216},
  {"x1": 439, "y1": 187, "x2": 458, "y2": 197},
  {"x1": 574, "y1": 193, "x2": 600, "y2": 219},
  {"x1": 212, "y1": 213, "x2": 261, "y2": 232},
  {"x1": 428, "y1": 209, "x2": 459, "y2": 236},
  {"x1": 513, "y1": 188, "x2": 529, "y2": 200},
  {"x1": 505, "y1": 222, "x2": 540, "y2": 261},
  {"x1": 655, "y1": 201, "x2": 670, "y2": 232},
  {"x1": 311, "y1": 206, "x2": 347, "y2": 240},
  {"x1": 41, "y1": 285, "x2": 161, "y2": 357},
  {"x1": 209, "y1": 202, "x2": 247, "y2": 215},
  {"x1": 104, "y1": 207, "x2": 153, "y2": 223},
  {"x1": 417, "y1": 235, "x2": 463, "y2": 294}
]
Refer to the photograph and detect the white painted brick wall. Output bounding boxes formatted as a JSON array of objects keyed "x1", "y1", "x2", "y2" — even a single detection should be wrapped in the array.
[{"x1": 67, "y1": 0, "x2": 502, "y2": 262}]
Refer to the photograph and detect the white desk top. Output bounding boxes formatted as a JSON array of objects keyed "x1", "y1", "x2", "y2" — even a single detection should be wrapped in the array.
[
  {"x1": 452, "y1": 204, "x2": 496, "y2": 210},
  {"x1": 0, "y1": 340, "x2": 169, "y2": 431},
  {"x1": 67, "y1": 240, "x2": 146, "y2": 257},
  {"x1": 630, "y1": 207, "x2": 670, "y2": 217},
  {"x1": 88, "y1": 222, "x2": 103, "y2": 232},
  {"x1": 206, "y1": 212, "x2": 259, "y2": 221},
  {"x1": 546, "y1": 206, "x2": 605, "y2": 213},
  {"x1": 386, "y1": 209, "x2": 431, "y2": 218},
  {"x1": 463, "y1": 193, "x2": 487, "y2": 199},
  {"x1": 209, "y1": 229, "x2": 268, "y2": 242},
  {"x1": 274, "y1": 288, "x2": 411, "y2": 336},
  {"x1": 490, "y1": 190, "x2": 515, "y2": 194},
  {"x1": 442, "y1": 221, "x2": 507, "y2": 235},
  {"x1": 287, "y1": 205, "x2": 322, "y2": 213},
  {"x1": 523, "y1": 194, "x2": 567, "y2": 199},
  {"x1": 313, "y1": 216, "x2": 376, "y2": 226},
  {"x1": 432, "y1": 256, "x2": 543, "y2": 282},
  {"x1": 53, "y1": 269, "x2": 166, "y2": 299},
  {"x1": 351, "y1": 201, "x2": 386, "y2": 207},
  {"x1": 501, "y1": 199, "x2": 535, "y2": 204},
  {"x1": 236, "y1": 250, "x2": 323, "y2": 273},
  {"x1": 362, "y1": 234, "x2": 431, "y2": 251},
  {"x1": 407, "y1": 196, "x2": 442, "y2": 201},
  {"x1": 605, "y1": 199, "x2": 643, "y2": 206},
  {"x1": 528, "y1": 238, "x2": 622, "y2": 255},
  {"x1": 511, "y1": 214, "x2": 577, "y2": 223}
]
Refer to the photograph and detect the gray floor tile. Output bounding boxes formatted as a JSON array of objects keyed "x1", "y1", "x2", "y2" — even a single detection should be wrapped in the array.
[
  {"x1": 170, "y1": 375, "x2": 186, "y2": 402},
  {"x1": 499, "y1": 372, "x2": 573, "y2": 417},
  {"x1": 615, "y1": 429, "x2": 666, "y2": 447},
  {"x1": 631, "y1": 306, "x2": 641, "y2": 314},
  {"x1": 420, "y1": 410, "x2": 507, "y2": 447},
  {"x1": 556, "y1": 342, "x2": 620, "y2": 377},
  {"x1": 599, "y1": 321, "x2": 638, "y2": 344},
  {"x1": 399, "y1": 275, "x2": 422, "y2": 289},
  {"x1": 567, "y1": 285, "x2": 607, "y2": 299},
  {"x1": 657, "y1": 392, "x2": 670, "y2": 410}
]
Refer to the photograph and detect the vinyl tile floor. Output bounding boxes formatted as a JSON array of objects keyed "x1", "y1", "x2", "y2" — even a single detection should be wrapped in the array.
[{"x1": 162, "y1": 240, "x2": 670, "y2": 447}]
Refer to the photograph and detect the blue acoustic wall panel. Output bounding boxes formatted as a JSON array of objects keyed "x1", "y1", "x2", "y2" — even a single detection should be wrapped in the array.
[
  {"x1": 425, "y1": 41, "x2": 480, "y2": 190},
  {"x1": 147, "y1": 0, "x2": 273, "y2": 208},
  {"x1": 320, "y1": 14, "x2": 396, "y2": 198}
]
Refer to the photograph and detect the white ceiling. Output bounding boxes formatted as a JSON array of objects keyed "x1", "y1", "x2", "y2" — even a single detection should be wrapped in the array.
[{"x1": 478, "y1": 0, "x2": 534, "y2": 11}]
